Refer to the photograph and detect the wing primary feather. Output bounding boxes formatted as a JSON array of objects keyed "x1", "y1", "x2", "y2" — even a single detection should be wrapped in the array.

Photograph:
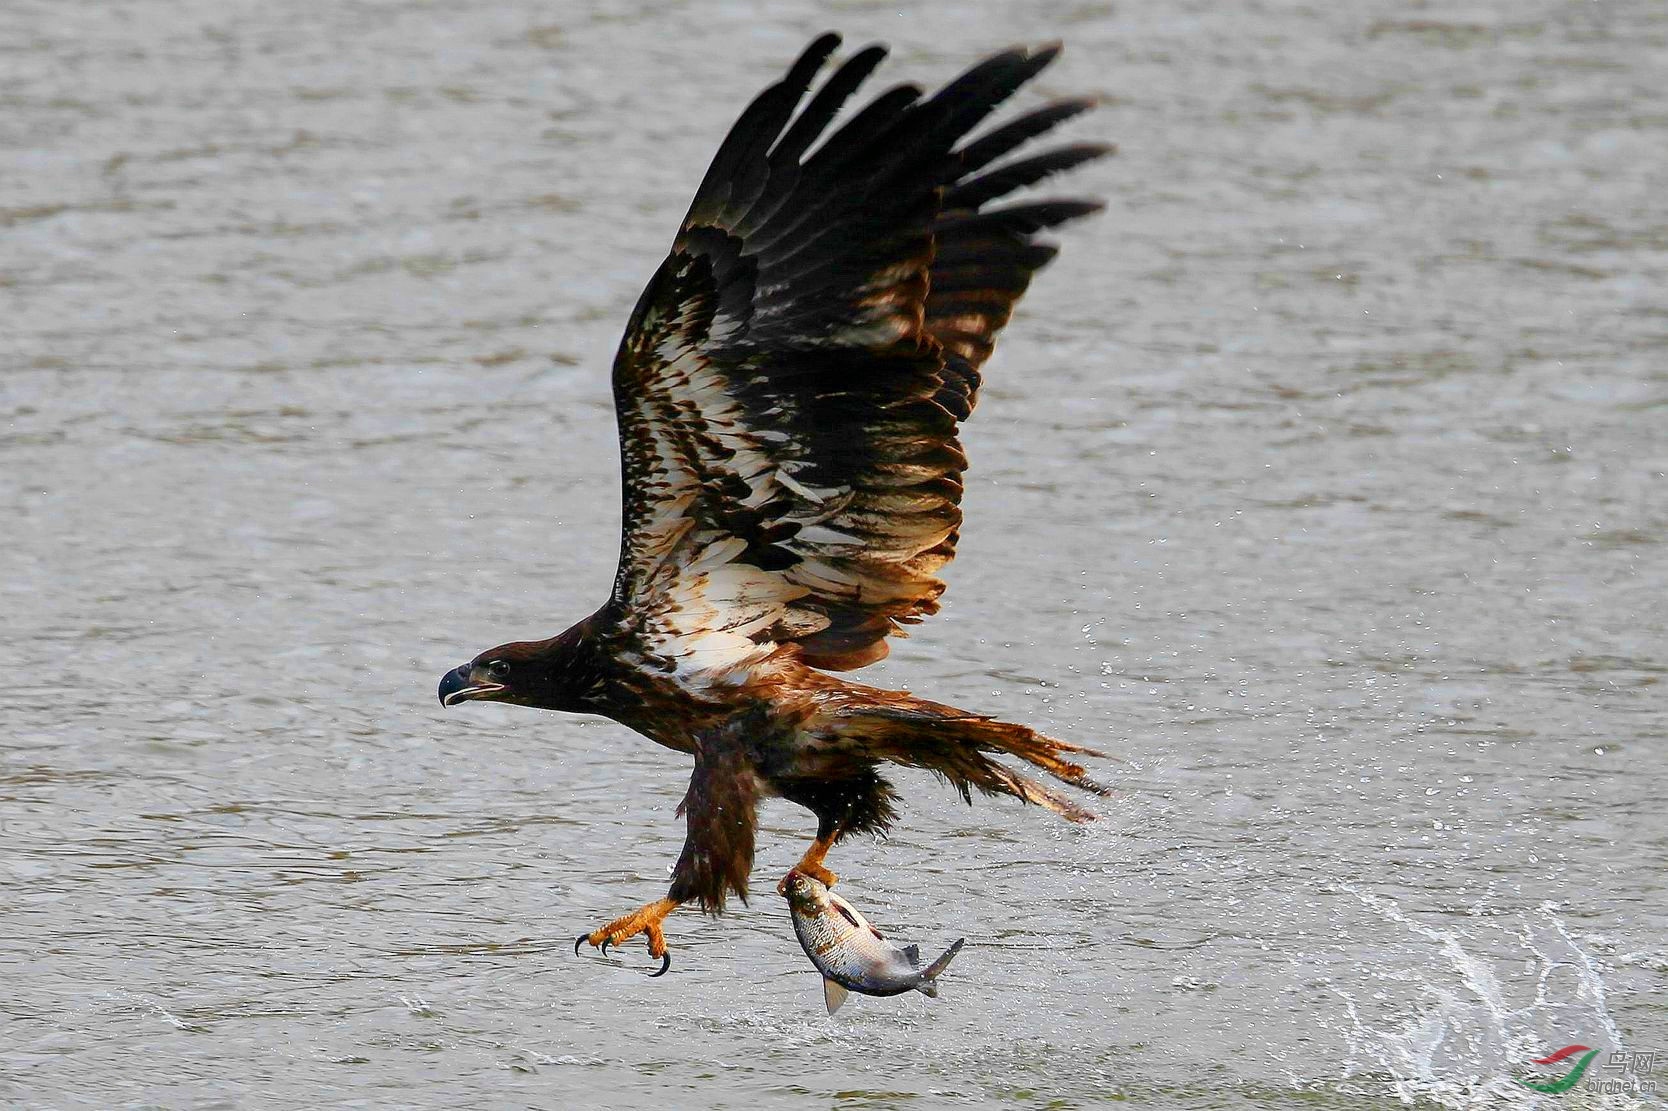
[
  {"x1": 747, "y1": 83, "x2": 925, "y2": 257},
  {"x1": 944, "y1": 144, "x2": 1113, "y2": 212},
  {"x1": 955, "y1": 98, "x2": 1098, "y2": 176},
  {"x1": 796, "y1": 83, "x2": 924, "y2": 184},
  {"x1": 684, "y1": 32, "x2": 841, "y2": 228},
  {"x1": 757, "y1": 45, "x2": 1067, "y2": 264},
  {"x1": 772, "y1": 44, "x2": 889, "y2": 167},
  {"x1": 913, "y1": 44, "x2": 1062, "y2": 165},
  {"x1": 936, "y1": 198, "x2": 1105, "y2": 238},
  {"x1": 931, "y1": 234, "x2": 1061, "y2": 271},
  {"x1": 733, "y1": 45, "x2": 891, "y2": 240},
  {"x1": 717, "y1": 40, "x2": 844, "y2": 227}
]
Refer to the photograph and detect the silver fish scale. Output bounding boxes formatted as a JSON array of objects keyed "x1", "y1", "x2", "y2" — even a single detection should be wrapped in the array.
[
  {"x1": 790, "y1": 888, "x2": 910, "y2": 988},
  {"x1": 797, "y1": 894, "x2": 914, "y2": 980},
  {"x1": 782, "y1": 873, "x2": 963, "y2": 1011}
]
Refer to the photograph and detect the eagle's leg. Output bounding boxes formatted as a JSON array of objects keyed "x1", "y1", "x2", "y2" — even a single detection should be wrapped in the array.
[
  {"x1": 776, "y1": 814, "x2": 841, "y2": 895},
  {"x1": 575, "y1": 896, "x2": 680, "y2": 975},
  {"x1": 575, "y1": 732, "x2": 757, "y2": 976},
  {"x1": 790, "y1": 826, "x2": 839, "y2": 888},
  {"x1": 776, "y1": 770, "x2": 900, "y2": 894}
]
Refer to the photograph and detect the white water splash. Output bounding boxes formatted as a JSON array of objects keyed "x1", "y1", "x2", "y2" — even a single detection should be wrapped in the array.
[{"x1": 1326, "y1": 889, "x2": 1651, "y2": 1109}]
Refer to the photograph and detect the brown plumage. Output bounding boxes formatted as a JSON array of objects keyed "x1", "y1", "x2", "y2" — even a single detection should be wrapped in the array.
[{"x1": 437, "y1": 33, "x2": 1111, "y2": 971}]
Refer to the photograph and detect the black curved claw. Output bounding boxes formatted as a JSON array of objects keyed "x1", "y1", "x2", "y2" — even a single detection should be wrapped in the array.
[
  {"x1": 649, "y1": 951, "x2": 671, "y2": 977},
  {"x1": 574, "y1": 933, "x2": 588, "y2": 957},
  {"x1": 600, "y1": 936, "x2": 613, "y2": 957}
]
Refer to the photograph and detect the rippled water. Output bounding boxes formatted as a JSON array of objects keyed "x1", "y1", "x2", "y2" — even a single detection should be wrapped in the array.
[{"x1": 5, "y1": 2, "x2": 1666, "y2": 1108}]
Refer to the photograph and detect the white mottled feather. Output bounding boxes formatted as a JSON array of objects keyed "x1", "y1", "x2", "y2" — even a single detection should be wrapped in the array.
[{"x1": 598, "y1": 36, "x2": 1102, "y2": 677}]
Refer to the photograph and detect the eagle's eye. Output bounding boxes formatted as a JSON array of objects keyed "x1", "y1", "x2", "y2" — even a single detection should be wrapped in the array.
[{"x1": 483, "y1": 659, "x2": 511, "y2": 682}]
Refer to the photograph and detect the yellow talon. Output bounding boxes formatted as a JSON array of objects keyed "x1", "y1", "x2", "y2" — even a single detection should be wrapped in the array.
[{"x1": 577, "y1": 896, "x2": 679, "y2": 975}]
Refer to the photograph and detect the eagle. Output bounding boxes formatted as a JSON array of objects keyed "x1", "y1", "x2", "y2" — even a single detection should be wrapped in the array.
[{"x1": 438, "y1": 32, "x2": 1111, "y2": 975}]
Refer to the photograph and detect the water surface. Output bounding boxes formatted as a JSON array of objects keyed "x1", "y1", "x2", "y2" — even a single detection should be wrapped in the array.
[{"x1": 4, "y1": 1, "x2": 1666, "y2": 1107}]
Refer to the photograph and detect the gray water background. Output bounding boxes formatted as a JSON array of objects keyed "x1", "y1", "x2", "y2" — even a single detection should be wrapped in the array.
[{"x1": 4, "y1": 1, "x2": 1666, "y2": 1107}]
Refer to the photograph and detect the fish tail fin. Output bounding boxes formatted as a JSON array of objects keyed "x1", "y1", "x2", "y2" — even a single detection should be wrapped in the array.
[
  {"x1": 853, "y1": 696, "x2": 1112, "y2": 822},
  {"x1": 914, "y1": 937, "x2": 966, "y2": 999}
]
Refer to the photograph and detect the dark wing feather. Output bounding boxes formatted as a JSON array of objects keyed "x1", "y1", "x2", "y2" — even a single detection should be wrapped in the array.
[{"x1": 608, "y1": 35, "x2": 1106, "y2": 678}]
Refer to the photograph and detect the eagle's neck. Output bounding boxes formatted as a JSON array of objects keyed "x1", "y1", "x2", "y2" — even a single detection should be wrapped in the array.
[
  {"x1": 534, "y1": 603, "x2": 751, "y2": 753},
  {"x1": 515, "y1": 612, "x2": 614, "y2": 715}
]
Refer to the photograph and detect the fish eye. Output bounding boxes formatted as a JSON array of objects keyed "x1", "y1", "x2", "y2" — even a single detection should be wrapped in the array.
[{"x1": 483, "y1": 659, "x2": 511, "y2": 681}]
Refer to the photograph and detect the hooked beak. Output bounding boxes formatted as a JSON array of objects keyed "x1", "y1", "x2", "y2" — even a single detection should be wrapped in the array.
[{"x1": 438, "y1": 664, "x2": 504, "y2": 707}]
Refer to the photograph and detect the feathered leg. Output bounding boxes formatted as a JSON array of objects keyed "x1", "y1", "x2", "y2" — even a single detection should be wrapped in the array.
[{"x1": 575, "y1": 731, "x2": 756, "y2": 976}]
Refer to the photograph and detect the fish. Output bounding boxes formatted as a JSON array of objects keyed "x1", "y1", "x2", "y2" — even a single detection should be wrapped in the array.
[{"x1": 780, "y1": 870, "x2": 966, "y2": 1014}]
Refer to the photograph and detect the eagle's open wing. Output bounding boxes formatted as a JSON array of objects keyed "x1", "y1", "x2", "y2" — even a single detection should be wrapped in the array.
[{"x1": 609, "y1": 33, "x2": 1107, "y2": 677}]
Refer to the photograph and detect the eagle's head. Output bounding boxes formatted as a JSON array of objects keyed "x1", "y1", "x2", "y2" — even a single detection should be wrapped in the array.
[
  {"x1": 438, "y1": 626, "x2": 600, "y2": 713},
  {"x1": 438, "y1": 643, "x2": 538, "y2": 707}
]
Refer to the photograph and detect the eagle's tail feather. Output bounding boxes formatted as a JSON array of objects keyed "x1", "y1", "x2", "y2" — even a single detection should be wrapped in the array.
[{"x1": 843, "y1": 697, "x2": 1112, "y2": 822}]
